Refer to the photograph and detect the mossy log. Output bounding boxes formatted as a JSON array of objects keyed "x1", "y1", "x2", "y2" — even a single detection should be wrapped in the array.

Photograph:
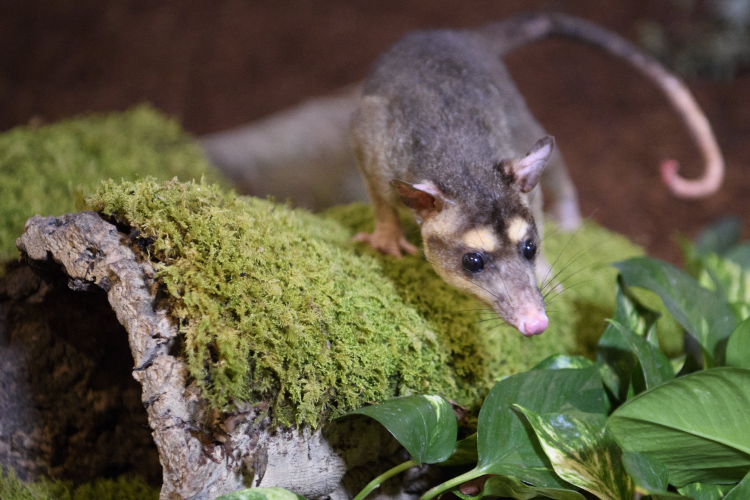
[{"x1": 11, "y1": 211, "x2": 421, "y2": 500}]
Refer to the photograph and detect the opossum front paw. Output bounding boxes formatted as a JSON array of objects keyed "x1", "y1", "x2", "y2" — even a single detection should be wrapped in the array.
[{"x1": 353, "y1": 231, "x2": 419, "y2": 257}]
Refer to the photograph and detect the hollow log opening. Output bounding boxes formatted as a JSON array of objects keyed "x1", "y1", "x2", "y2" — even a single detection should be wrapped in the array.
[{"x1": 0, "y1": 261, "x2": 161, "y2": 486}]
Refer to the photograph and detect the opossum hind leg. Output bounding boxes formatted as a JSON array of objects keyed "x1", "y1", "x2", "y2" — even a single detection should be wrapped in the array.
[{"x1": 542, "y1": 149, "x2": 582, "y2": 231}]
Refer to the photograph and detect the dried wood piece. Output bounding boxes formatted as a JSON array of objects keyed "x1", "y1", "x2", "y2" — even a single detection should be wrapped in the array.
[{"x1": 15, "y1": 211, "x2": 414, "y2": 500}]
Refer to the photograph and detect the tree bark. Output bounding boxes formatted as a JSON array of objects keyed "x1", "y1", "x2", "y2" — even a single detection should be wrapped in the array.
[{"x1": 9, "y1": 211, "x2": 427, "y2": 500}]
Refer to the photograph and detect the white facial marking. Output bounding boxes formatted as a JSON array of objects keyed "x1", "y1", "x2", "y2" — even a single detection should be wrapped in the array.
[
  {"x1": 462, "y1": 226, "x2": 498, "y2": 252},
  {"x1": 421, "y1": 204, "x2": 460, "y2": 240},
  {"x1": 506, "y1": 217, "x2": 529, "y2": 244}
]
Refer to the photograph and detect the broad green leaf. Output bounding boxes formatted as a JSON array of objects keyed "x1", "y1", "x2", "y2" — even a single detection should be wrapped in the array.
[
  {"x1": 532, "y1": 354, "x2": 595, "y2": 370},
  {"x1": 725, "y1": 469, "x2": 750, "y2": 499},
  {"x1": 677, "y1": 482, "x2": 736, "y2": 500},
  {"x1": 615, "y1": 257, "x2": 736, "y2": 363},
  {"x1": 453, "y1": 475, "x2": 586, "y2": 500},
  {"x1": 612, "y1": 275, "x2": 662, "y2": 337},
  {"x1": 730, "y1": 302, "x2": 750, "y2": 324},
  {"x1": 670, "y1": 354, "x2": 688, "y2": 376},
  {"x1": 726, "y1": 318, "x2": 750, "y2": 369},
  {"x1": 216, "y1": 487, "x2": 307, "y2": 500},
  {"x1": 475, "y1": 367, "x2": 606, "y2": 488},
  {"x1": 608, "y1": 368, "x2": 750, "y2": 486},
  {"x1": 608, "y1": 321, "x2": 675, "y2": 393},
  {"x1": 695, "y1": 217, "x2": 742, "y2": 257},
  {"x1": 598, "y1": 277, "x2": 662, "y2": 402},
  {"x1": 597, "y1": 362, "x2": 620, "y2": 410},
  {"x1": 348, "y1": 394, "x2": 457, "y2": 465},
  {"x1": 516, "y1": 407, "x2": 634, "y2": 500},
  {"x1": 622, "y1": 451, "x2": 669, "y2": 493},
  {"x1": 440, "y1": 433, "x2": 477, "y2": 466}
]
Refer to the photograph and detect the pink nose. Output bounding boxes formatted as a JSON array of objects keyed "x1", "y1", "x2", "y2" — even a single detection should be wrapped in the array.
[{"x1": 518, "y1": 312, "x2": 549, "y2": 337}]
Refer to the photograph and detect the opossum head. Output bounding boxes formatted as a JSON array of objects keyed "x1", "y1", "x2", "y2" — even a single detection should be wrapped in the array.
[{"x1": 393, "y1": 136, "x2": 553, "y2": 336}]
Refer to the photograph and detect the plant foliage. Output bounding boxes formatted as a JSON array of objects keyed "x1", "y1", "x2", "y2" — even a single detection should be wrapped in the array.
[{"x1": 347, "y1": 217, "x2": 750, "y2": 500}]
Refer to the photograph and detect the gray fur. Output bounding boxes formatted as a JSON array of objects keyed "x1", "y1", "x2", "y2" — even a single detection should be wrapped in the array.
[
  {"x1": 351, "y1": 12, "x2": 723, "y2": 335},
  {"x1": 351, "y1": 27, "x2": 561, "y2": 336}
]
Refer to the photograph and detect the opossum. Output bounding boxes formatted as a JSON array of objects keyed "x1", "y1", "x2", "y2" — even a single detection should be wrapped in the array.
[{"x1": 350, "y1": 12, "x2": 724, "y2": 336}]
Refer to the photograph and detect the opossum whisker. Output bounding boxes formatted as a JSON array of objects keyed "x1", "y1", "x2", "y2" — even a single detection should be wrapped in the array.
[
  {"x1": 480, "y1": 319, "x2": 510, "y2": 333},
  {"x1": 476, "y1": 315, "x2": 505, "y2": 324},
  {"x1": 540, "y1": 226, "x2": 586, "y2": 290},
  {"x1": 540, "y1": 231, "x2": 605, "y2": 295},
  {"x1": 455, "y1": 307, "x2": 496, "y2": 314},
  {"x1": 540, "y1": 208, "x2": 601, "y2": 289},
  {"x1": 541, "y1": 255, "x2": 593, "y2": 298},
  {"x1": 543, "y1": 278, "x2": 598, "y2": 305}
]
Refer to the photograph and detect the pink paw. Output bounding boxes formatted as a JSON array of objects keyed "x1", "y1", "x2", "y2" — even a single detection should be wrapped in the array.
[{"x1": 353, "y1": 231, "x2": 418, "y2": 257}]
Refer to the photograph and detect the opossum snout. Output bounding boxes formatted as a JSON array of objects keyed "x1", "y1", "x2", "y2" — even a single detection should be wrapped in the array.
[{"x1": 515, "y1": 309, "x2": 548, "y2": 337}]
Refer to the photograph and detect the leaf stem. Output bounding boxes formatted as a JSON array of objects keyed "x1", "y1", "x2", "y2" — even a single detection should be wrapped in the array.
[
  {"x1": 352, "y1": 459, "x2": 419, "y2": 500},
  {"x1": 419, "y1": 469, "x2": 483, "y2": 500}
]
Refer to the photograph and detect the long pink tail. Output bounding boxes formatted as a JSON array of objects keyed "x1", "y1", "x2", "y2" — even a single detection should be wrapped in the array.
[{"x1": 479, "y1": 12, "x2": 724, "y2": 198}]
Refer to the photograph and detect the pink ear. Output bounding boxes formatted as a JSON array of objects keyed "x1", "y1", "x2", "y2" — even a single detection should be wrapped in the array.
[
  {"x1": 509, "y1": 136, "x2": 554, "y2": 193},
  {"x1": 391, "y1": 180, "x2": 445, "y2": 219}
]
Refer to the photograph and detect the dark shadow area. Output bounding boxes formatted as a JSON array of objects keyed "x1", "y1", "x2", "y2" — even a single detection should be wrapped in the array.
[{"x1": 0, "y1": 262, "x2": 161, "y2": 486}]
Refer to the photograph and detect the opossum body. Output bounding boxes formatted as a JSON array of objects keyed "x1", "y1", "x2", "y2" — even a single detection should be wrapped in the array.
[{"x1": 351, "y1": 13, "x2": 724, "y2": 336}]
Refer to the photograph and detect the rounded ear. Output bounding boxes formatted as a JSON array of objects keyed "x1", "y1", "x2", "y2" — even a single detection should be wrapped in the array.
[
  {"x1": 506, "y1": 136, "x2": 555, "y2": 193},
  {"x1": 391, "y1": 180, "x2": 446, "y2": 219}
]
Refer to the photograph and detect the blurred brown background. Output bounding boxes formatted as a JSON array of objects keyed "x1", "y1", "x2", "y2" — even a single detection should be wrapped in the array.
[{"x1": 1, "y1": 0, "x2": 748, "y2": 263}]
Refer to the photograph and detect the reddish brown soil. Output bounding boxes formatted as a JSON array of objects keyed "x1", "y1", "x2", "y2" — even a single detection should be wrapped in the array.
[{"x1": 2, "y1": 0, "x2": 748, "y2": 264}]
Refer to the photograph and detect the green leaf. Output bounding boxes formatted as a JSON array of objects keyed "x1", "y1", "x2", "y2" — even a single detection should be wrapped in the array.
[
  {"x1": 532, "y1": 354, "x2": 595, "y2": 370},
  {"x1": 608, "y1": 321, "x2": 675, "y2": 393},
  {"x1": 476, "y1": 368, "x2": 606, "y2": 488},
  {"x1": 420, "y1": 369, "x2": 606, "y2": 500},
  {"x1": 615, "y1": 257, "x2": 737, "y2": 364},
  {"x1": 698, "y1": 253, "x2": 750, "y2": 315},
  {"x1": 608, "y1": 368, "x2": 750, "y2": 486},
  {"x1": 677, "y1": 482, "x2": 736, "y2": 500},
  {"x1": 726, "y1": 318, "x2": 750, "y2": 369},
  {"x1": 453, "y1": 475, "x2": 586, "y2": 500},
  {"x1": 695, "y1": 216, "x2": 742, "y2": 257},
  {"x1": 613, "y1": 275, "x2": 663, "y2": 337},
  {"x1": 347, "y1": 394, "x2": 457, "y2": 465},
  {"x1": 725, "y1": 469, "x2": 750, "y2": 499},
  {"x1": 215, "y1": 487, "x2": 307, "y2": 500},
  {"x1": 621, "y1": 451, "x2": 669, "y2": 493},
  {"x1": 730, "y1": 302, "x2": 750, "y2": 324},
  {"x1": 516, "y1": 407, "x2": 635, "y2": 500},
  {"x1": 598, "y1": 277, "x2": 662, "y2": 402},
  {"x1": 440, "y1": 433, "x2": 477, "y2": 466}
]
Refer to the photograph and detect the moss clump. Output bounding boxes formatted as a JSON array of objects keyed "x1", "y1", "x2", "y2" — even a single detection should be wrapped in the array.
[
  {"x1": 0, "y1": 467, "x2": 159, "y2": 500},
  {"x1": 89, "y1": 178, "x2": 647, "y2": 428},
  {"x1": 0, "y1": 105, "x2": 225, "y2": 264}
]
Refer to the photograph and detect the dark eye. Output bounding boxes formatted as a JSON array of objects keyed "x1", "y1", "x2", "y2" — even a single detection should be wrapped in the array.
[
  {"x1": 462, "y1": 252, "x2": 485, "y2": 273},
  {"x1": 522, "y1": 240, "x2": 537, "y2": 260}
]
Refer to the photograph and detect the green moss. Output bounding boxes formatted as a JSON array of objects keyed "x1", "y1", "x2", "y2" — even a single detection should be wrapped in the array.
[
  {"x1": 89, "y1": 178, "x2": 648, "y2": 428},
  {"x1": 0, "y1": 467, "x2": 159, "y2": 500},
  {"x1": 0, "y1": 105, "x2": 225, "y2": 264}
]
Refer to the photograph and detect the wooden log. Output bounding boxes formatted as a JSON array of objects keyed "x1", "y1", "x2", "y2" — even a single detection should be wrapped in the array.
[{"x1": 12, "y1": 211, "x2": 424, "y2": 500}]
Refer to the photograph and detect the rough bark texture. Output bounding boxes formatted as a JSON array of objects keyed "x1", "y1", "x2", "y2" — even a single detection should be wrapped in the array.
[{"x1": 8, "y1": 211, "x2": 429, "y2": 500}]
